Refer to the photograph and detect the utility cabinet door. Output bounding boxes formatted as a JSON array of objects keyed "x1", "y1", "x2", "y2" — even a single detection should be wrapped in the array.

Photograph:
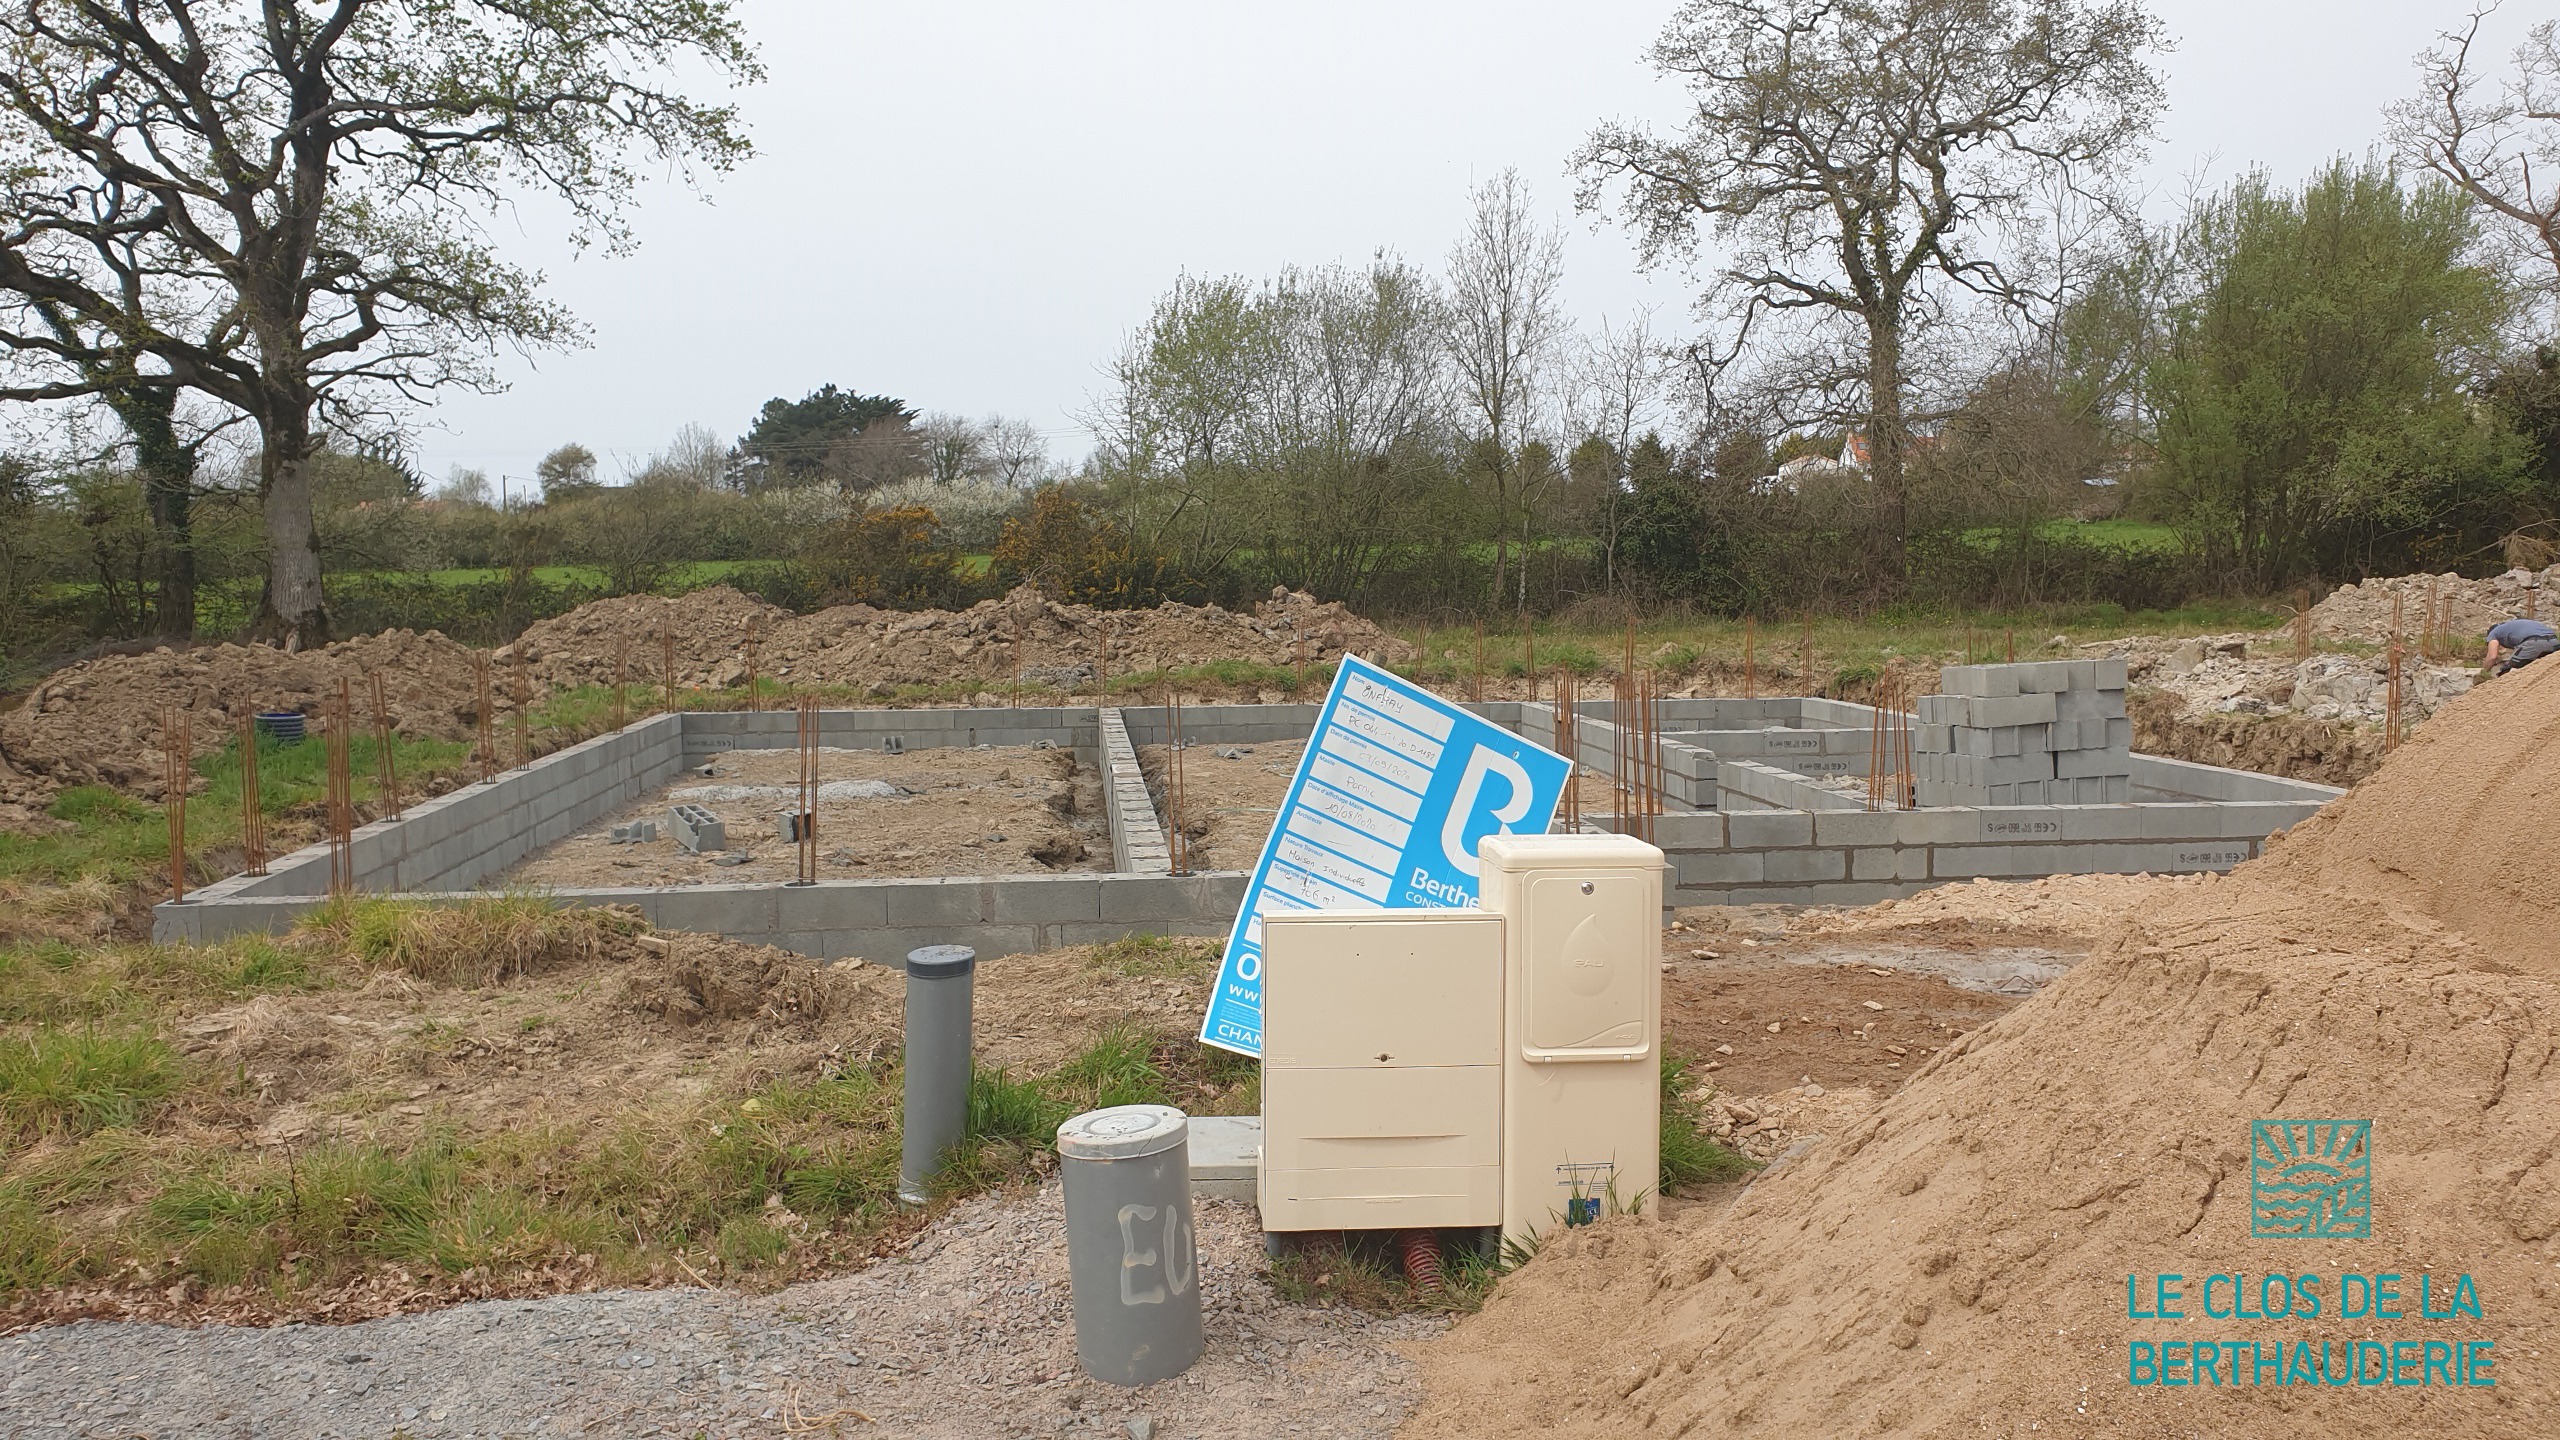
[
  {"x1": 1520, "y1": 871, "x2": 1655, "y2": 1060},
  {"x1": 1261, "y1": 913, "x2": 1503, "y2": 1069}
]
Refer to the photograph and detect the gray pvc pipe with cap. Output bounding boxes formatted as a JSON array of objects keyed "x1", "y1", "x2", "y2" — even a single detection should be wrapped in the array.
[
  {"x1": 1057, "y1": 1104, "x2": 1203, "y2": 1386},
  {"x1": 897, "y1": 944, "x2": 976, "y2": 1205}
]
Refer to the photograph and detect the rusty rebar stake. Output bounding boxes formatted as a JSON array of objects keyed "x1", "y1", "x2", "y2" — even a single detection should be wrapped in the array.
[
  {"x1": 368, "y1": 671, "x2": 402, "y2": 818},
  {"x1": 1168, "y1": 685, "x2": 1190, "y2": 876},
  {"x1": 326, "y1": 680, "x2": 355, "y2": 896},
  {"x1": 795, "y1": 693, "x2": 820, "y2": 885},
  {"x1": 663, "y1": 629, "x2": 678, "y2": 714},
  {"x1": 163, "y1": 707, "x2": 190, "y2": 902},
  {"x1": 513, "y1": 649, "x2": 533, "y2": 765},
  {"x1": 237, "y1": 715, "x2": 268, "y2": 877},
  {"x1": 473, "y1": 651, "x2": 496, "y2": 782}
]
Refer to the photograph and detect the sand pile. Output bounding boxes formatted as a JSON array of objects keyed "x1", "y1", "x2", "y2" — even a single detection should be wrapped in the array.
[
  {"x1": 2312, "y1": 567, "x2": 2560, "y2": 644},
  {"x1": 502, "y1": 583, "x2": 1412, "y2": 694},
  {"x1": 0, "y1": 630, "x2": 482, "y2": 796},
  {"x1": 1409, "y1": 665, "x2": 2560, "y2": 1437}
]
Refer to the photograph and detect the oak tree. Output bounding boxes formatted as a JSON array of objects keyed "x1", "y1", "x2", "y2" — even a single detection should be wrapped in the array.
[
  {"x1": 0, "y1": 1, "x2": 758, "y2": 646},
  {"x1": 1577, "y1": 0, "x2": 2164, "y2": 582}
]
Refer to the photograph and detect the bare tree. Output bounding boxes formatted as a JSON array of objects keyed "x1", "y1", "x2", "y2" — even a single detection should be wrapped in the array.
[
  {"x1": 1570, "y1": 311, "x2": 1677, "y2": 589},
  {"x1": 2393, "y1": 4, "x2": 2560, "y2": 314},
  {"x1": 1447, "y1": 169, "x2": 1568, "y2": 604},
  {"x1": 1576, "y1": 0, "x2": 2165, "y2": 581}
]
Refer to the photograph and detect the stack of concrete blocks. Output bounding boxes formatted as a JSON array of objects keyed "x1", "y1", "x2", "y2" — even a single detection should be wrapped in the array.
[{"x1": 1913, "y1": 659, "x2": 2132, "y2": 806}]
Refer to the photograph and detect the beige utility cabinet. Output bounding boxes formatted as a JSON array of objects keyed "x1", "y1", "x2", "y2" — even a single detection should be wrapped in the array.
[
  {"x1": 1258, "y1": 911, "x2": 1505, "y2": 1231},
  {"x1": 1480, "y1": 833, "x2": 1663, "y2": 1245},
  {"x1": 1256, "y1": 834, "x2": 1665, "y2": 1249}
]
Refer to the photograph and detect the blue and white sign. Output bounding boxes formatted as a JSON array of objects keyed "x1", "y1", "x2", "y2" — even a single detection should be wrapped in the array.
[{"x1": 1197, "y1": 654, "x2": 1574, "y2": 1057}]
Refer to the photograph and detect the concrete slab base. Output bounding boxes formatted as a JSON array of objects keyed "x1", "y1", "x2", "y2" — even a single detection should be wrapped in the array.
[{"x1": 1187, "y1": 1114, "x2": 1263, "y2": 1202}]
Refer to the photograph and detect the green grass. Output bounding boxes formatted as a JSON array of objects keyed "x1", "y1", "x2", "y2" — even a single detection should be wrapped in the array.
[
  {"x1": 1396, "y1": 599, "x2": 2284, "y2": 691},
  {"x1": 0, "y1": 729, "x2": 474, "y2": 892},
  {"x1": 1088, "y1": 933, "x2": 1221, "y2": 981},
  {"x1": 405, "y1": 561, "x2": 753, "y2": 589},
  {"x1": 0, "y1": 1028, "x2": 181, "y2": 1144},
  {"x1": 1660, "y1": 1054, "x2": 1755, "y2": 1192}
]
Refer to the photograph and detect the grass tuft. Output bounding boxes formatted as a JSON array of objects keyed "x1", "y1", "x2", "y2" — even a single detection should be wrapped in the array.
[
  {"x1": 0, "y1": 1028, "x2": 181, "y2": 1143},
  {"x1": 1086, "y1": 933, "x2": 1219, "y2": 980},
  {"x1": 303, "y1": 893, "x2": 631, "y2": 986},
  {"x1": 1660, "y1": 1053, "x2": 1755, "y2": 1191}
]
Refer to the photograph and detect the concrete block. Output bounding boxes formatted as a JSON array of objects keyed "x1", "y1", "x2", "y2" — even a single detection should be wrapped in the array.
[
  {"x1": 1875, "y1": 847, "x2": 1932, "y2": 882},
  {"x1": 877, "y1": 878, "x2": 991, "y2": 929},
  {"x1": 1940, "y1": 664, "x2": 2020, "y2": 698},
  {"x1": 1932, "y1": 845, "x2": 2016, "y2": 878},
  {"x1": 2091, "y1": 656, "x2": 2129, "y2": 689},
  {"x1": 1998, "y1": 660, "x2": 2067, "y2": 693},
  {"x1": 1969, "y1": 693, "x2": 2058, "y2": 728},
  {"x1": 2106, "y1": 717, "x2": 2132, "y2": 749},
  {"x1": 1764, "y1": 849, "x2": 1848, "y2": 883},
  {"x1": 990, "y1": 877, "x2": 1105, "y2": 925},
  {"x1": 659, "y1": 884, "x2": 780, "y2": 936},
  {"x1": 2069, "y1": 841, "x2": 2251, "y2": 874},
  {"x1": 777, "y1": 880, "x2": 891, "y2": 932},
  {"x1": 1189, "y1": 1115, "x2": 1262, "y2": 1202},
  {"x1": 1679, "y1": 850, "x2": 1765, "y2": 885},
  {"x1": 2055, "y1": 747, "x2": 2131, "y2": 780},
  {"x1": 1811, "y1": 810, "x2": 1903, "y2": 848},
  {"x1": 1725, "y1": 811, "x2": 1814, "y2": 848},
  {"x1": 2002, "y1": 844, "x2": 2066, "y2": 876},
  {"x1": 2056, "y1": 687, "x2": 2128, "y2": 722},
  {"x1": 1650, "y1": 813, "x2": 1725, "y2": 849},
  {"x1": 1917, "y1": 723, "x2": 1952, "y2": 753}
]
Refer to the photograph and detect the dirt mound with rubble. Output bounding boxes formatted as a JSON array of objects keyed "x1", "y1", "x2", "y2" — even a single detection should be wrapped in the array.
[
  {"x1": 0, "y1": 630, "x2": 483, "y2": 797},
  {"x1": 1410, "y1": 652, "x2": 2560, "y2": 1436},
  {"x1": 0, "y1": 584, "x2": 1409, "y2": 806},
  {"x1": 503, "y1": 582, "x2": 1412, "y2": 695},
  {"x1": 2311, "y1": 566, "x2": 2560, "y2": 644}
]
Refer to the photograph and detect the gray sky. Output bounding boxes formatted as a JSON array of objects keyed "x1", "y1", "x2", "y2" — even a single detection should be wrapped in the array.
[{"x1": 412, "y1": 0, "x2": 2521, "y2": 493}]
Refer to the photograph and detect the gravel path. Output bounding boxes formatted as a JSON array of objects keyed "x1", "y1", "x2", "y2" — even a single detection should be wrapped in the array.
[{"x1": 0, "y1": 1188, "x2": 1443, "y2": 1440}]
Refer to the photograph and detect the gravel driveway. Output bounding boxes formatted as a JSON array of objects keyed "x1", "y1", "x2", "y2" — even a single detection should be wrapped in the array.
[{"x1": 0, "y1": 1188, "x2": 1443, "y2": 1440}]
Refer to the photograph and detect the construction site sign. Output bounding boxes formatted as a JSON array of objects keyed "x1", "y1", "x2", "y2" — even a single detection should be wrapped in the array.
[{"x1": 1198, "y1": 654, "x2": 1573, "y2": 1057}]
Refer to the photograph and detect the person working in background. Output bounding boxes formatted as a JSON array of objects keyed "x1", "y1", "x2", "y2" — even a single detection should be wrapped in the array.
[{"x1": 2485, "y1": 616, "x2": 2560, "y2": 675}]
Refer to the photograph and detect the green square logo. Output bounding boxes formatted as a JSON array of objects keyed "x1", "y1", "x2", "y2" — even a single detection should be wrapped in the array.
[{"x1": 2250, "y1": 1120, "x2": 2371, "y2": 1238}]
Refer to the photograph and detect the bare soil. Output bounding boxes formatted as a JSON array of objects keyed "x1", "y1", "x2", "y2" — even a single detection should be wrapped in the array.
[
  {"x1": 1406, "y1": 644, "x2": 2560, "y2": 1439},
  {"x1": 1141, "y1": 740, "x2": 1301, "y2": 873},
  {"x1": 503, "y1": 744, "x2": 1109, "y2": 888}
]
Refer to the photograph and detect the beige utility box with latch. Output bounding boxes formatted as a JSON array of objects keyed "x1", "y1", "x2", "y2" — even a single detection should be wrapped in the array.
[
  {"x1": 1480, "y1": 833, "x2": 1662, "y2": 1244},
  {"x1": 1257, "y1": 910, "x2": 1505, "y2": 1231},
  {"x1": 1257, "y1": 833, "x2": 1663, "y2": 1248}
]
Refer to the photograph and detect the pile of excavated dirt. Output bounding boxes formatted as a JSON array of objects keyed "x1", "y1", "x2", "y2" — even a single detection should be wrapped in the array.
[
  {"x1": 0, "y1": 630, "x2": 482, "y2": 798},
  {"x1": 2084, "y1": 627, "x2": 2490, "y2": 786},
  {"x1": 504, "y1": 583, "x2": 1414, "y2": 695},
  {"x1": 2312, "y1": 566, "x2": 2560, "y2": 644},
  {"x1": 1409, "y1": 660, "x2": 2560, "y2": 1436},
  {"x1": 0, "y1": 585, "x2": 1412, "y2": 809}
]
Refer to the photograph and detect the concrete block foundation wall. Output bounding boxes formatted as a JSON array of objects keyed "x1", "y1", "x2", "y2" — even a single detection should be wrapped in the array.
[
  {"x1": 1603, "y1": 795, "x2": 2333, "y2": 908},
  {"x1": 1099, "y1": 710, "x2": 1173, "y2": 875},
  {"x1": 153, "y1": 695, "x2": 2348, "y2": 961},
  {"x1": 156, "y1": 705, "x2": 1254, "y2": 965}
]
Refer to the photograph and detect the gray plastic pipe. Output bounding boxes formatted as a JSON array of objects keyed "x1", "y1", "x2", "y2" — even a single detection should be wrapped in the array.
[
  {"x1": 897, "y1": 944, "x2": 976, "y2": 1205},
  {"x1": 1058, "y1": 1105, "x2": 1203, "y2": 1385}
]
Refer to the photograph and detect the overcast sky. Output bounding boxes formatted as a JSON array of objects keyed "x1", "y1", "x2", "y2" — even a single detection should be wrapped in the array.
[{"x1": 411, "y1": 0, "x2": 2527, "y2": 493}]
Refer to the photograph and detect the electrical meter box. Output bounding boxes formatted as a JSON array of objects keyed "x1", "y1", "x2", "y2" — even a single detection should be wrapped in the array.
[
  {"x1": 1258, "y1": 910, "x2": 1505, "y2": 1231},
  {"x1": 1479, "y1": 833, "x2": 1662, "y2": 1245},
  {"x1": 1256, "y1": 833, "x2": 1664, "y2": 1248}
]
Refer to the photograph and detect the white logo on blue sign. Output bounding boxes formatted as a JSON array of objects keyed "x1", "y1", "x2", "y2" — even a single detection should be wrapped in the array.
[{"x1": 1196, "y1": 654, "x2": 1573, "y2": 1057}]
